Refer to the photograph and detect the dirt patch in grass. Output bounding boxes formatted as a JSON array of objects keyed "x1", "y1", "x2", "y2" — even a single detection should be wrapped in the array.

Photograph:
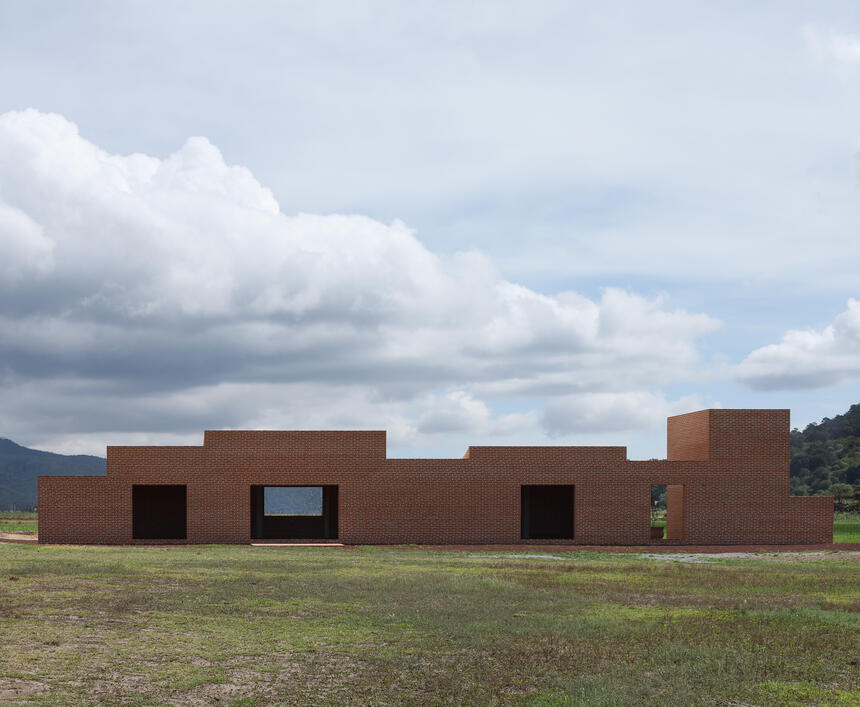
[
  {"x1": 0, "y1": 679, "x2": 49, "y2": 700},
  {"x1": 0, "y1": 534, "x2": 37, "y2": 543},
  {"x1": 639, "y1": 550, "x2": 860, "y2": 563}
]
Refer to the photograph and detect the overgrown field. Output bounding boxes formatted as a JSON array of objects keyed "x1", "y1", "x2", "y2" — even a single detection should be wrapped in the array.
[
  {"x1": 0, "y1": 545, "x2": 858, "y2": 705},
  {"x1": 0, "y1": 511, "x2": 37, "y2": 535}
]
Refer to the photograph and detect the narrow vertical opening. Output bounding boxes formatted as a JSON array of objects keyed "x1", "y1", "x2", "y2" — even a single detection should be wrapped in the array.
[
  {"x1": 250, "y1": 486, "x2": 338, "y2": 540},
  {"x1": 651, "y1": 484, "x2": 684, "y2": 541},
  {"x1": 650, "y1": 485, "x2": 666, "y2": 539}
]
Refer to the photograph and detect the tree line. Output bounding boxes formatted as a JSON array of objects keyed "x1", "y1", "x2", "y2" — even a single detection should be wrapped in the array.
[{"x1": 790, "y1": 403, "x2": 860, "y2": 511}]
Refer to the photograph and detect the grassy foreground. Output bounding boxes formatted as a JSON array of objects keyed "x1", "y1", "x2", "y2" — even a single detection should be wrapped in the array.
[
  {"x1": 0, "y1": 545, "x2": 858, "y2": 705},
  {"x1": 3, "y1": 511, "x2": 860, "y2": 541}
]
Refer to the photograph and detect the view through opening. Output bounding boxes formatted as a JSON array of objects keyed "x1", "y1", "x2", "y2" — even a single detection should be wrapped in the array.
[
  {"x1": 650, "y1": 484, "x2": 667, "y2": 539},
  {"x1": 651, "y1": 484, "x2": 684, "y2": 541},
  {"x1": 250, "y1": 485, "x2": 338, "y2": 540},
  {"x1": 265, "y1": 486, "x2": 322, "y2": 515}
]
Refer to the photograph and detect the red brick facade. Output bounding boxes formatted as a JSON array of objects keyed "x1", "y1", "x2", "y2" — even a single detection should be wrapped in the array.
[{"x1": 38, "y1": 409, "x2": 833, "y2": 545}]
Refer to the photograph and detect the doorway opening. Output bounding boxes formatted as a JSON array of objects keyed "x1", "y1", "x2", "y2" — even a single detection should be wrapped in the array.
[
  {"x1": 521, "y1": 485, "x2": 574, "y2": 539},
  {"x1": 132, "y1": 485, "x2": 187, "y2": 539},
  {"x1": 650, "y1": 484, "x2": 684, "y2": 540},
  {"x1": 250, "y1": 486, "x2": 338, "y2": 540}
]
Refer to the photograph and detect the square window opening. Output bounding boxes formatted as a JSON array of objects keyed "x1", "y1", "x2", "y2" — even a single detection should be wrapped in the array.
[{"x1": 264, "y1": 486, "x2": 322, "y2": 516}]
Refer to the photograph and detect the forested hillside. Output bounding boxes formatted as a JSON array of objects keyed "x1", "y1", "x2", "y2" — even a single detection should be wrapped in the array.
[{"x1": 790, "y1": 403, "x2": 860, "y2": 508}]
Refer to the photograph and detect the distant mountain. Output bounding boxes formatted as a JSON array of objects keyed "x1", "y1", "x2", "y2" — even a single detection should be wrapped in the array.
[
  {"x1": 0, "y1": 438, "x2": 105, "y2": 510},
  {"x1": 790, "y1": 404, "x2": 860, "y2": 500}
]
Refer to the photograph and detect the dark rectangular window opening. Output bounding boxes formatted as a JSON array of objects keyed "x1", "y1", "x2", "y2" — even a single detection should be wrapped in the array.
[
  {"x1": 521, "y1": 485, "x2": 574, "y2": 539},
  {"x1": 132, "y1": 485, "x2": 187, "y2": 539},
  {"x1": 651, "y1": 484, "x2": 684, "y2": 541},
  {"x1": 250, "y1": 486, "x2": 338, "y2": 540}
]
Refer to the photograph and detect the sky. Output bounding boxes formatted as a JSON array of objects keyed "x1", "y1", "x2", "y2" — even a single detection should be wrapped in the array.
[{"x1": 1, "y1": 1, "x2": 860, "y2": 459}]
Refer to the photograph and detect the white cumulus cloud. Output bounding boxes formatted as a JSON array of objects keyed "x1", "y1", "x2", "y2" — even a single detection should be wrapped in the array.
[
  {"x1": 736, "y1": 299, "x2": 860, "y2": 391},
  {"x1": 542, "y1": 391, "x2": 709, "y2": 437},
  {"x1": 0, "y1": 109, "x2": 721, "y2": 454}
]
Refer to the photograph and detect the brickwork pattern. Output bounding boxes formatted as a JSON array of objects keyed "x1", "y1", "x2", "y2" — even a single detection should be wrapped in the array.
[
  {"x1": 667, "y1": 410, "x2": 710, "y2": 461},
  {"x1": 665, "y1": 484, "x2": 685, "y2": 541},
  {"x1": 38, "y1": 410, "x2": 833, "y2": 545}
]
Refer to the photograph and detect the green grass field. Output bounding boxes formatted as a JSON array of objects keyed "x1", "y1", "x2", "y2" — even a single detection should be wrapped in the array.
[
  {"x1": 837, "y1": 521, "x2": 860, "y2": 543},
  {"x1": 4, "y1": 511, "x2": 860, "y2": 541},
  {"x1": 0, "y1": 544, "x2": 857, "y2": 705},
  {"x1": 834, "y1": 513, "x2": 860, "y2": 544},
  {"x1": 0, "y1": 511, "x2": 38, "y2": 535}
]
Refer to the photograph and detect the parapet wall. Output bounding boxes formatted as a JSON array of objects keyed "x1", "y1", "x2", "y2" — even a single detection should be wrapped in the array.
[
  {"x1": 464, "y1": 446, "x2": 626, "y2": 464},
  {"x1": 667, "y1": 410, "x2": 710, "y2": 461},
  {"x1": 707, "y1": 409, "x2": 790, "y2": 470},
  {"x1": 668, "y1": 409, "x2": 790, "y2": 471},
  {"x1": 202, "y1": 430, "x2": 386, "y2": 457}
]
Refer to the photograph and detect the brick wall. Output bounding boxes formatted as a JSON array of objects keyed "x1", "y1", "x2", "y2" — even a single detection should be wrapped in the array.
[
  {"x1": 38, "y1": 410, "x2": 834, "y2": 545},
  {"x1": 203, "y1": 430, "x2": 386, "y2": 457},
  {"x1": 38, "y1": 476, "x2": 128, "y2": 544},
  {"x1": 667, "y1": 410, "x2": 710, "y2": 460},
  {"x1": 707, "y1": 409, "x2": 790, "y2": 470},
  {"x1": 665, "y1": 484, "x2": 685, "y2": 540}
]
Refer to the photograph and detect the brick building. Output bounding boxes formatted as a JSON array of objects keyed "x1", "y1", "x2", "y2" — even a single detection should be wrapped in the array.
[{"x1": 38, "y1": 409, "x2": 833, "y2": 545}]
